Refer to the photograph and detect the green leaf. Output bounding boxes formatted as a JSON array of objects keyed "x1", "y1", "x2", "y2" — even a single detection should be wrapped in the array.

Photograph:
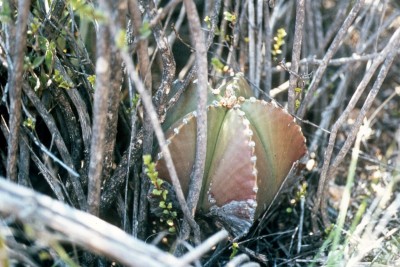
[
  {"x1": 211, "y1": 57, "x2": 225, "y2": 72},
  {"x1": 143, "y1": 155, "x2": 151, "y2": 165},
  {"x1": 45, "y1": 49, "x2": 54, "y2": 74},
  {"x1": 223, "y1": 11, "x2": 237, "y2": 24},
  {"x1": 38, "y1": 36, "x2": 49, "y2": 51},
  {"x1": 159, "y1": 201, "x2": 166, "y2": 209},
  {"x1": 53, "y1": 70, "x2": 73, "y2": 89},
  {"x1": 156, "y1": 178, "x2": 164, "y2": 188},
  {"x1": 23, "y1": 118, "x2": 36, "y2": 130},
  {"x1": 32, "y1": 56, "x2": 45, "y2": 69},
  {"x1": 152, "y1": 189, "x2": 162, "y2": 196},
  {"x1": 87, "y1": 75, "x2": 96, "y2": 88},
  {"x1": 204, "y1": 16, "x2": 211, "y2": 29},
  {"x1": 29, "y1": 18, "x2": 41, "y2": 34},
  {"x1": 162, "y1": 190, "x2": 168, "y2": 200}
]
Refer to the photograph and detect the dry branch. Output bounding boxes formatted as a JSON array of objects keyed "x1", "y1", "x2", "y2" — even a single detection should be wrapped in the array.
[
  {"x1": 297, "y1": 0, "x2": 364, "y2": 118},
  {"x1": 182, "y1": 0, "x2": 208, "y2": 244},
  {"x1": 0, "y1": 177, "x2": 181, "y2": 267},
  {"x1": 288, "y1": 0, "x2": 305, "y2": 113},
  {"x1": 6, "y1": 0, "x2": 31, "y2": 181},
  {"x1": 312, "y1": 27, "x2": 400, "y2": 229},
  {"x1": 0, "y1": 177, "x2": 231, "y2": 266}
]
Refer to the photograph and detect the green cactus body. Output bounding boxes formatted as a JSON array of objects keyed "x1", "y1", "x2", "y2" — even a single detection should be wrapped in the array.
[{"x1": 156, "y1": 73, "x2": 307, "y2": 237}]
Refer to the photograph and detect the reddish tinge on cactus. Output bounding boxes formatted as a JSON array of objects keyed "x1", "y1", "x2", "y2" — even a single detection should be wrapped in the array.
[{"x1": 155, "y1": 73, "x2": 307, "y2": 237}]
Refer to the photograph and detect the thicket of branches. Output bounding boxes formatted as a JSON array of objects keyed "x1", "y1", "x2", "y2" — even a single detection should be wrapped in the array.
[{"x1": 1, "y1": 0, "x2": 400, "y2": 266}]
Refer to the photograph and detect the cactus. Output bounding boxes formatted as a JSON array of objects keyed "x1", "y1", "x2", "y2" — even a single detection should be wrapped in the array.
[{"x1": 155, "y1": 73, "x2": 307, "y2": 237}]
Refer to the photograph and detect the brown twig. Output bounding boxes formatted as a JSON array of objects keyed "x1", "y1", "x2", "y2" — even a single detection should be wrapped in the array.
[
  {"x1": 146, "y1": 3, "x2": 176, "y2": 123},
  {"x1": 87, "y1": 21, "x2": 111, "y2": 216},
  {"x1": 101, "y1": 1, "x2": 124, "y2": 186},
  {"x1": 247, "y1": 0, "x2": 256, "y2": 87},
  {"x1": 129, "y1": 0, "x2": 155, "y2": 238},
  {"x1": 288, "y1": 0, "x2": 305, "y2": 113},
  {"x1": 263, "y1": 5, "x2": 272, "y2": 96},
  {"x1": 254, "y1": 0, "x2": 264, "y2": 98},
  {"x1": 6, "y1": 0, "x2": 31, "y2": 182},
  {"x1": 182, "y1": 0, "x2": 208, "y2": 245}
]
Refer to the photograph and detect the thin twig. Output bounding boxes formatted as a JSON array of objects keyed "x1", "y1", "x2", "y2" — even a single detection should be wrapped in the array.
[
  {"x1": 149, "y1": 0, "x2": 183, "y2": 29},
  {"x1": 87, "y1": 22, "x2": 111, "y2": 216},
  {"x1": 247, "y1": 0, "x2": 256, "y2": 87},
  {"x1": 181, "y1": 0, "x2": 208, "y2": 244},
  {"x1": 254, "y1": 0, "x2": 263, "y2": 98},
  {"x1": 316, "y1": 1, "x2": 350, "y2": 56},
  {"x1": 312, "y1": 27, "x2": 400, "y2": 230},
  {"x1": 98, "y1": 0, "x2": 197, "y2": 235},
  {"x1": 101, "y1": 1, "x2": 124, "y2": 185},
  {"x1": 178, "y1": 230, "x2": 228, "y2": 267},
  {"x1": 263, "y1": 5, "x2": 272, "y2": 96},
  {"x1": 308, "y1": 65, "x2": 350, "y2": 153},
  {"x1": 130, "y1": 0, "x2": 154, "y2": 239},
  {"x1": 288, "y1": 0, "x2": 305, "y2": 113},
  {"x1": 147, "y1": 4, "x2": 176, "y2": 123},
  {"x1": 226, "y1": 254, "x2": 252, "y2": 267},
  {"x1": 297, "y1": 195, "x2": 305, "y2": 254},
  {"x1": 297, "y1": 0, "x2": 364, "y2": 119},
  {"x1": 6, "y1": 0, "x2": 31, "y2": 181}
]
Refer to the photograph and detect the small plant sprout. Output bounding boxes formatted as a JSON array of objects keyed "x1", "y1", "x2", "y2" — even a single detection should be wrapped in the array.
[
  {"x1": 272, "y1": 28, "x2": 287, "y2": 60},
  {"x1": 53, "y1": 69, "x2": 74, "y2": 89},
  {"x1": 211, "y1": 57, "x2": 226, "y2": 73},
  {"x1": 294, "y1": 86, "x2": 303, "y2": 111},
  {"x1": 230, "y1": 242, "x2": 239, "y2": 259},
  {"x1": 223, "y1": 11, "x2": 237, "y2": 24},
  {"x1": 143, "y1": 155, "x2": 177, "y2": 234},
  {"x1": 126, "y1": 94, "x2": 140, "y2": 114},
  {"x1": 87, "y1": 75, "x2": 96, "y2": 88},
  {"x1": 23, "y1": 117, "x2": 36, "y2": 130},
  {"x1": 204, "y1": 15, "x2": 211, "y2": 29}
]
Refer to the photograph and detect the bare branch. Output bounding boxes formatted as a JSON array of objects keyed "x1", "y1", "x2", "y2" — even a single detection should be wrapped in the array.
[
  {"x1": 87, "y1": 20, "x2": 111, "y2": 216},
  {"x1": 6, "y1": 0, "x2": 31, "y2": 181},
  {"x1": 182, "y1": 0, "x2": 208, "y2": 244},
  {"x1": 288, "y1": 0, "x2": 305, "y2": 113},
  {"x1": 0, "y1": 177, "x2": 182, "y2": 267}
]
